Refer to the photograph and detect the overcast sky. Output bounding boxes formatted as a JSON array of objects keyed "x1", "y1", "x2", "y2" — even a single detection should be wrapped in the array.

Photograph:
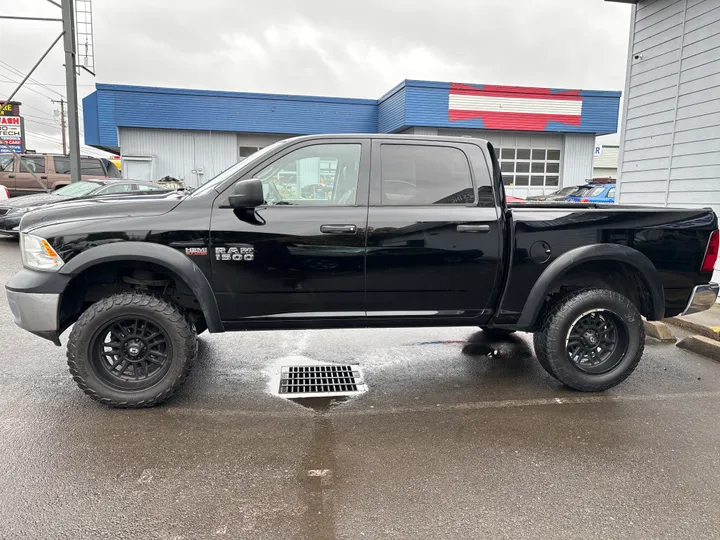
[{"x1": 2, "y1": 0, "x2": 631, "y2": 155}]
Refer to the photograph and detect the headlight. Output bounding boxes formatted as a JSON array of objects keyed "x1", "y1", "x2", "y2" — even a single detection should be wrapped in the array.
[
  {"x1": 9, "y1": 207, "x2": 29, "y2": 214},
  {"x1": 20, "y1": 233, "x2": 64, "y2": 271}
]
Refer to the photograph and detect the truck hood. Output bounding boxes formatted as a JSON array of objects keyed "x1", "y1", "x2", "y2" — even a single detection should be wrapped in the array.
[{"x1": 20, "y1": 192, "x2": 186, "y2": 232}]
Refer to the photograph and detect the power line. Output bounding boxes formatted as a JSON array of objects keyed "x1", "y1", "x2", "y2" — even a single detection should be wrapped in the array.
[
  {"x1": 24, "y1": 117, "x2": 61, "y2": 130},
  {"x1": 0, "y1": 73, "x2": 57, "y2": 103},
  {"x1": 23, "y1": 113, "x2": 59, "y2": 122},
  {"x1": 0, "y1": 60, "x2": 65, "y2": 99},
  {"x1": 24, "y1": 130, "x2": 109, "y2": 157},
  {"x1": 0, "y1": 81, "x2": 95, "y2": 87},
  {"x1": 13, "y1": 103, "x2": 56, "y2": 120}
]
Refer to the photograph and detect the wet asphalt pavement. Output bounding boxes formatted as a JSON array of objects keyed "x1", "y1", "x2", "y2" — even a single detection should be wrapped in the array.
[{"x1": 0, "y1": 236, "x2": 719, "y2": 539}]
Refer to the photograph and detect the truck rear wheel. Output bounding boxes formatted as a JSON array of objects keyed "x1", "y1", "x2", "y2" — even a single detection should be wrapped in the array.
[
  {"x1": 533, "y1": 289, "x2": 644, "y2": 391},
  {"x1": 67, "y1": 292, "x2": 198, "y2": 408}
]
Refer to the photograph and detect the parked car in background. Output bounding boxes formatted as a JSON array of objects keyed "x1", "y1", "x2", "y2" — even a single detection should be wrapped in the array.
[
  {"x1": 566, "y1": 183, "x2": 616, "y2": 204},
  {"x1": 0, "y1": 154, "x2": 122, "y2": 197},
  {"x1": 0, "y1": 179, "x2": 170, "y2": 236},
  {"x1": 526, "y1": 186, "x2": 590, "y2": 202}
]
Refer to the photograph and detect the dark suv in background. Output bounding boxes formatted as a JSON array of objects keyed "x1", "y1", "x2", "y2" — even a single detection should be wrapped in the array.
[{"x1": 0, "y1": 154, "x2": 121, "y2": 196}]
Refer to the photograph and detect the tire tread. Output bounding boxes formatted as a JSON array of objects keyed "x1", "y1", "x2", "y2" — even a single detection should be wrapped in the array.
[
  {"x1": 534, "y1": 288, "x2": 645, "y2": 391},
  {"x1": 66, "y1": 292, "x2": 197, "y2": 408}
]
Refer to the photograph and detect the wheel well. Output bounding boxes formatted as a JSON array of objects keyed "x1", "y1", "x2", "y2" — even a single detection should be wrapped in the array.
[
  {"x1": 58, "y1": 261, "x2": 206, "y2": 332},
  {"x1": 543, "y1": 260, "x2": 654, "y2": 320}
]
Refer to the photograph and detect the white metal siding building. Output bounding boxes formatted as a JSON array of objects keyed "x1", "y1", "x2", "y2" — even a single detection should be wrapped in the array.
[
  {"x1": 593, "y1": 145, "x2": 620, "y2": 178},
  {"x1": 613, "y1": 0, "x2": 720, "y2": 210}
]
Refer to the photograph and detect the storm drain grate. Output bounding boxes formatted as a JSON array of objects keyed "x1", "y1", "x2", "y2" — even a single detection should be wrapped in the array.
[{"x1": 279, "y1": 364, "x2": 367, "y2": 398}]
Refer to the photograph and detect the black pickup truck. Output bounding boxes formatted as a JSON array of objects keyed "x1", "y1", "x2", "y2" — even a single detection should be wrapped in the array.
[{"x1": 5, "y1": 134, "x2": 719, "y2": 407}]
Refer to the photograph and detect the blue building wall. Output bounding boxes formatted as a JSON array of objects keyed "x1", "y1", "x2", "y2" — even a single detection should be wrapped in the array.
[
  {"x1": 84, "y1": 80, "x2": 621, "y2": 149},
  {"x1": 377, "y1": 82, "x2": 407, "y2": 133}
]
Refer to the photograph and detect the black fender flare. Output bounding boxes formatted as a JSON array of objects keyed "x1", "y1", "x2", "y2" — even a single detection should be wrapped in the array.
[
  {"x1": 60, "y1": 242, "x2": 223, "y2": 333},
  {"x1": 516, "y1": 243, "x2": 665, "y2": 329}
]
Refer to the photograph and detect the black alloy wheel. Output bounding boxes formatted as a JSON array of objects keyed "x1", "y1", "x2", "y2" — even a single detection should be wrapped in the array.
[
  {"x1": 67, "y1": 292, "x2": 197, "y2": 407},
  {"x1": 91, "y1": 316, "x2": 172, "y2": 389},
  {"x1": 533, "y1": 288, "x2": 644, "y2": 392},
  {"x1": 565, "y1": 310, "x2": 628, "y2": 374}
]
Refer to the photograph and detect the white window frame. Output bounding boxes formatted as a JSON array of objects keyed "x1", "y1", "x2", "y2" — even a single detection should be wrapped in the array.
[{"x1": 496, "y1": 147, "x2": 561, "y2": 190}]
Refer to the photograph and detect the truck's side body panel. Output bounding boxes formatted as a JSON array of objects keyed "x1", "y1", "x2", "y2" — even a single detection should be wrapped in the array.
[
  {"x1": 12, "y1": 134, "x2": 717, "y2": 337},
  {"x1": 498, "y1": 206, "x2": 717, "y2": 324}
]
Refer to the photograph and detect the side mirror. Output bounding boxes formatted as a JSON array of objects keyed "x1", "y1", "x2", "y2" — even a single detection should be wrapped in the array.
[{"x1": 228, "y1": 178, "x2": 264, "y2": 209}]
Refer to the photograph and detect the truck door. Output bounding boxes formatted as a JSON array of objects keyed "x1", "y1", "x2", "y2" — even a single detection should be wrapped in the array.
[
  {"x1": 365, "y1": 140, "x2": 502, "y2": 323},
  {"x1": 209, "y1": 139, "x2": 370, "y2": 324}
]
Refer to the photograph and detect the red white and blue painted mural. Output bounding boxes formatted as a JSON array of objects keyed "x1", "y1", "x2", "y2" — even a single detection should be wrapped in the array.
[{"x1": 448, "y1": 83, "x2": 583, "y2": 131}]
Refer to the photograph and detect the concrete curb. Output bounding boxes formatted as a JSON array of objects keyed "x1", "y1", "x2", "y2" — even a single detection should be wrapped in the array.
[
  {"x1": 643, "y1": 320, "x2": 676, "y2": 343},
  {"x1": 676, "y1": 335, "x2": 720, "y2": 362},
  {"x1": 664, "y1": 317, "x2": 720, "y2": 341}
]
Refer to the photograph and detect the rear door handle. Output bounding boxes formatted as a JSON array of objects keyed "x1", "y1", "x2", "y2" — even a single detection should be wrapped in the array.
[
  {"x1": 320, "y1": 224, "x2": 357, "y2": 235},
  {"x1": 457, "y1": 224, "x2": 491, "y2": 233},
  {"x1": 8, "y1": 175, "x2": 15, "y2": 178}
]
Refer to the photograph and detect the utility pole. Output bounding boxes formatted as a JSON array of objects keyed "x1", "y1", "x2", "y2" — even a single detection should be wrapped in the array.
[
  {"x1": 62, "y1": 0, "x2": 81, "y2": 182},
  {"x1": 52, "y1": 98, "x2": 67, "y2": 154}
]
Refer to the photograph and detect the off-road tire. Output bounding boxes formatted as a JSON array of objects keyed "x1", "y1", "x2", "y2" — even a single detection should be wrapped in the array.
[
  {"x1": 533, "y1": 288, "x2": 644, "y2": 391},
  {"x1": 67, "y1": 292, "x2": 198, "y2": 408}
]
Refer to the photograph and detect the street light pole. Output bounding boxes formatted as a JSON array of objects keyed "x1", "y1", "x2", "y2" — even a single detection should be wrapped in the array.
[{"x1": 62, "y1": 0, "x2": 81, "y2": 182}]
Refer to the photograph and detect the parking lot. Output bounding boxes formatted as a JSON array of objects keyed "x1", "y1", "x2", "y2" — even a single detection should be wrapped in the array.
[{"x1": 1, "y1": 236, "x2": 719, "y2": 540}]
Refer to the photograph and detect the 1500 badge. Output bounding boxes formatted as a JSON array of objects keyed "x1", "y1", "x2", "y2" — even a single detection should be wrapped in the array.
[{"x1": 215, "y1": 246, "x2": 255, "y2": 261}]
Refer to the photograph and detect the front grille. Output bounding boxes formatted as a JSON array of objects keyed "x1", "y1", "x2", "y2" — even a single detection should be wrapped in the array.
[
  {"x1": 0, "y1": 209, "x2": 9, "y2": 217},
  {"x1": 279, "y1": 364, "x2": 366, "y2": 398}
]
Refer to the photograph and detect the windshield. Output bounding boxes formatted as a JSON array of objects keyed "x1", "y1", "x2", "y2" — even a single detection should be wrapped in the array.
[
  {"x1": 190, "y1": 141, "x2": 286, "y2": 197},
  {"x1": 54, "y1": 181, "x2": 104, "y2": 197},
  {"x1": 586, "y1": 187, "x2": 607, "y2": 197}
]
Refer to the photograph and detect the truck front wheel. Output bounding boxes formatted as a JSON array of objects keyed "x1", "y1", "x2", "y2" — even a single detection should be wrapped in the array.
[
  {"x1": 533, "y1": 289, "x2": 644, "y2": 391},
  {"x1": 66, "y1": 292, "x2": 198, "y2": 408}
]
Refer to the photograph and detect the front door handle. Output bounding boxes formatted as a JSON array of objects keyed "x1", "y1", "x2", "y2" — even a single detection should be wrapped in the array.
[
  {"x1": 40, "y1": 175, "x2": 48, "y2": 180},
  {"x1": 8, "y1": 174, "x2": 15, "y2": 178},
  {"x1": 320, "y1": 224, "x2": 357, "y2": 235},
  {"x1": 457, "y1": 224, "x2": 491, "y2": 233}
]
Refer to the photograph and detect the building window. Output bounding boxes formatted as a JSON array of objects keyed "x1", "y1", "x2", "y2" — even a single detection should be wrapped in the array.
[{"x1": 497, "y1": 147, "x2": 561, "y2": 189}]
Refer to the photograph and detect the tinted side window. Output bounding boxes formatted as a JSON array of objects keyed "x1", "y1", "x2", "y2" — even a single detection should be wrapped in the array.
[
  {"x1": 257, "y1": 143, "x2": 362, "y2": 205},
  {"x1": 81, "y1": 158, "x2": 106, "y2": 176},
  {"x1": 53, "y1": 156, "x2": 70, "y2": 174},
  {"x1": 0, "y1": 155, "x2": 13, "y2": 172},
  {"x1": 20, "y1": 156, "x2": 45, "y2": 174},
  {"x1": 380, "y1": 145, "x2": 474, "y2": 205}
]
